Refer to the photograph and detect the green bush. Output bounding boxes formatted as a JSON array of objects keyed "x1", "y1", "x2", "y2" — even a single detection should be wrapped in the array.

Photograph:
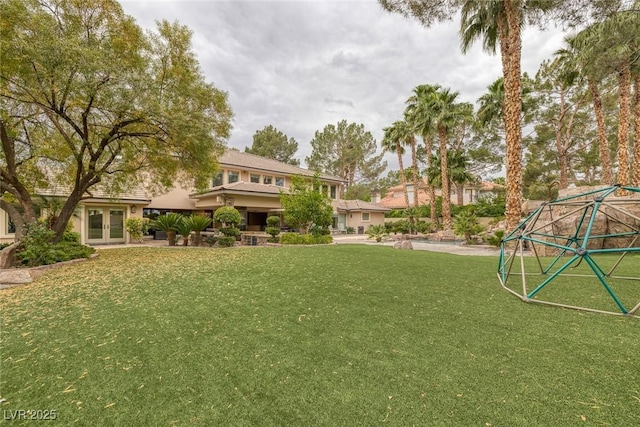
[
  {"x1": 16, "y1": 221, "x2": 95, "y2": 267},
  {"x1": 220, "y1": 227, "x2": 240, "y2": 238},
  {"x1": 217, "y1": 236, "x2": 236, "y2": 247},
  {"x1": 414, "y1": 220, "x2": 433, "y2": 234},
  {"x1": 265, "y1": 215, "x2": 281, "y2": 243},
  {"x1": 366, "y1": 224, "x2": 387, "y2": 242},
  {"x1": 453, "y1": 211, "x2": 484, "y2": 244},
  {"x1": 486, "y1": 230, "x2": 505, "y2": 247},
  {"x1": 0, "y1": 242, "x2": 12, "y2": 250},
  {"x1": 125, "y1": 217, "x2": 149, "y2": 243},
  {"x1": 389, "y1": 220, "x2": 410, "y2": 234},
  {"x1": 61, "y1": 230, "x2": 81, "y2": 243},
  {"x1": 204, "y1": 235, "x2": 218, "y2": 246},
  {"x1": 280, "y1": 233, "x2": 333, "y2": 245},
  {"x1": 214, "y1": 206, "x2": 241, "y2": 227},
  {"x1": 345, "y1": 226, "x2": 355, "y2": 234}
]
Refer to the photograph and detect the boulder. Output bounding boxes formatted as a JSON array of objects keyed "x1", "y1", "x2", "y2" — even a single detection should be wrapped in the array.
[
  {"x1": 0, "y1": 242, "x2": 19, "y2": 269},
  {"x1": 0, "y1": 269, "x2": 32, "y2": 285},
  {"x1": 393, "y1": 240, "x2": 413, "y2": 250}
]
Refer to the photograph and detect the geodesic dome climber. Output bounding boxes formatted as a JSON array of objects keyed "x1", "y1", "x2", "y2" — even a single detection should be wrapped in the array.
[{"x1": 498, "y1": 185, "x2": 640, "y2": 317}]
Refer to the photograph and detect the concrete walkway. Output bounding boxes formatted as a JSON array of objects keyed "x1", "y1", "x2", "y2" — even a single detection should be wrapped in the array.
[{"x1": 331, "y1": 234, "x2": 501, "y2": 256}]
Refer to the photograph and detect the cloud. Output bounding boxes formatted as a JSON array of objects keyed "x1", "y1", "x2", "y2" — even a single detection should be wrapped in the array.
[{"x1": 120, "y1": 0, "x2": 566, "y2": 173}]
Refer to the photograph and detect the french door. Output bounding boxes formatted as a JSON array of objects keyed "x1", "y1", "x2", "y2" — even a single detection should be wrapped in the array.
[{"x1": 86, "y1": 207, "x2": 125, "y2": 244}]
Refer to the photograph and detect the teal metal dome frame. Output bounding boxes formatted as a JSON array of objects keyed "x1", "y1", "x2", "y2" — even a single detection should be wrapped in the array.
[{"x1": 498, "y1": 185, "x2": 640, "y2": 316}]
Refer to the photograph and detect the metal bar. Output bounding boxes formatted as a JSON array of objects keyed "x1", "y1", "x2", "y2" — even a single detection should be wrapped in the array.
[
  {"x1": 527, "y1": 254, "x2": 580, "y2": 299},
  {"x1": 581, "y1": 201, "x2": 601, "y2": 248},
  {"x1": 607, "y1": 235, "x2": 639, "y2": 276},
  {"x1": 583, "y1": 255, "x2": 627, "y2": 314}
]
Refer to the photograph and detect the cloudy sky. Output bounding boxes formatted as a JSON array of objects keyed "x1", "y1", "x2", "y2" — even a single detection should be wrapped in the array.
[{"x1": 120, "y1": 0, "x2": 567, "y2": 174}]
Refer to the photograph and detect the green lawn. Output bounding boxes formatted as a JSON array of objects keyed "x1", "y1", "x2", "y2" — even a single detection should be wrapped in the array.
[{"x1": 1, "y1": 246, "x2": 638, "y2": 426}]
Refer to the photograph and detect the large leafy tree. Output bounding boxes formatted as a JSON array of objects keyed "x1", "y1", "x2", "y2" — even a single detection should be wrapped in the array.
[
  {"x1": 245, "y1": 125, "x2": 300, "y2": 166},
  {"x1": 280, "y1": 174, "x2": 333, "y2": 235},
  {"x1": 0, "y1": 0, "x2": 232, "y2": 241},
  {"x1": 306, "y1": 120, "x2": 387, "y2": 189}
]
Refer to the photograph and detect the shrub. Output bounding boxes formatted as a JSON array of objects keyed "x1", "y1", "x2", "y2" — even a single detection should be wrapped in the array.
[
  {"x1": 265, "y1": 215, "x2": 281, "y2": 243},
  {"x1": 414, "y1": 220, "x2": 433, "y2": 234},
  {"x1": 220, "y1": 227, "x2": 240, "y2": 238},
  {"x1": 125, "y1": 217, "x2": 149, "y2": 243},
  {"x1": 174, "y1": 218, "x2": 193, "y2": 246},
  {"x1": 346, "y1": 226, "x2": 355, "y2": 234},
  {"x1": 389, "y1": 219, "x2": 410, "y2": 234},
  {"x1": 184, "y1": 215, "x2": 212, "y2": 246},
  {"x1": 486, "y1": 230, "x2": 505, "y2": 247},
  {"x1": 280, "y1": 233, "x2": 333, "y2": 245},
  {"x1": 214, "y1": 206, "x2": 241, "y2": 227},
  {"x1": 150, "y1": 213, "x2": 183, "y2": 246},
  {"x1": 16, "y1": 221, "x2": 95, "y2": 267},
  {"x1": 61, "y1": 230, "x2": 81, "y2": 243},
  {"x1": 217, "y1": 236, "x2": 236, "y2": 247},
  {"x1": 366, "y1": 224, "x2": 387, "y2": 242},
  {"x1": 453, "y1": 211, "x2": 484, "y2": 244},
  {"x1": 204, "y1": 235, "x2": 218, "y2": 246}
]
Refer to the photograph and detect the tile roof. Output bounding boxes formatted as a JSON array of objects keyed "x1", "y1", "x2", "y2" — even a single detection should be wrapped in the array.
[
  {"x1": 334, "y1": 199, "x2": 391, "y2": 212},
  {"x1": 220, "y1": 150, "x2": 345, "y2": 183},
  {"x1": 191, "y1": 181, "x2": 286, "y2": 198},
  {"x1": 36, "y1": 184, "x2": 151, "y2": 203}
]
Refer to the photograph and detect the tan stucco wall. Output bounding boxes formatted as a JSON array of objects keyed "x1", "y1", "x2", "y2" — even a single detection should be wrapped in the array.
[
  {"x1": 345, "y1": 211, "x2": 386, "y2": 231},
  {"x1": 147, "y1": 185, "x2": 196, "y2": 210}
]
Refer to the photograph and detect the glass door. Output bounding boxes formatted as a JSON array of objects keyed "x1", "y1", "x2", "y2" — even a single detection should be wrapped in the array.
[{"x1": 86, "y1": 207, "x2": 126, "y2": 244}]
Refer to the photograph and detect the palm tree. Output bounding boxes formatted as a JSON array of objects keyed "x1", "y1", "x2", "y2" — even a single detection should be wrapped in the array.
[
  {"x1": 460, "y1": 0, "x2": 523, "y2": 230},
  {"x1": 382, "y1": 121, "x2": 411, "y2": 211},
  {"x1": 448, "y1": 149, "x2": 476, "y2": 206},
  {"x1": 428, "y1": 87, "x2": 462, "y2": 230},
  {"x1": 634, "y1": 71, "x2": 640, "y2": 187},
  {"x1": 559, "y1": 28, "x2": 614, "y2": 185},
  {"x1": 184, "y1": 214, "x2": 212, "y2": 246},
  {"x1": 405, "y1": 84, "x2": 440, "y2": 223}
]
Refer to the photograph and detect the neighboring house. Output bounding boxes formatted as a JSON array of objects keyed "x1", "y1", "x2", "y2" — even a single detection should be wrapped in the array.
[
  {"x1": 375, "y1": 179, "x2": 505, "y2": 210},
  {"x1": 0, "y1": 150, "x2": 388, "y2": 244}
]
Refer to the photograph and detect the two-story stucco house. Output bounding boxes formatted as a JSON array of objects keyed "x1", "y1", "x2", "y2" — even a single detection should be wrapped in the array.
[{"x1": 0, "y1": 150, "x2": 390, "y2": 245}]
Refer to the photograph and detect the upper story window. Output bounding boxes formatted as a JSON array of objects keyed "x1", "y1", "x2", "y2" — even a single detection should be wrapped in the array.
[
  {"x1": 275, "y1": 177, "x2": 285, "y2": 187},
  {"x1": 228, "y1": 170, "x2": 239, "y2": 184},
  {"x1": 250, "y1": 173, "x2": 260, "y2": 183},
  {"x1": 330, "y1": 185, "x2": 337, "y2": 199},
  {"x1": 263, "y1": 176, "x2": 273, "y2": 185},
  {"x1": 213, "y1": 172, "x2": 223, "y2": 187}
]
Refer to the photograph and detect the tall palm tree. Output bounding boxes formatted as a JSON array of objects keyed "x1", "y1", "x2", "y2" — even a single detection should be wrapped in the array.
[
  {"x1": 405, "y1": 84, "x2": 440, "y2": 222},
  {"x1": 460, "y1": 0, "x2": 523, "y2": 230},
  {"x1": 429, "y1": 87, "x2": 462, "y2": 230},
  {"x1": 634, "y1": 71, "x2": 640, "y2": 187},
  {"x1": 382, "y1": 121, "x2": 411, "y2": 211}
]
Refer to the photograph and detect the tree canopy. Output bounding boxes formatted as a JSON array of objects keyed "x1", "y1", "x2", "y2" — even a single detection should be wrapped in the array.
[
  {"x1": 280, "y1": 174, "x2": 333, "y2": 234},
  {"x1": 245, "y1": 125, "x2": 300, "y2": 166},
  {"x1": 306, "y1": 120, "x2": 387, "y2": 189},
  {"x1": 0, "y1": 0, "x2": 233, "y2": 240}
]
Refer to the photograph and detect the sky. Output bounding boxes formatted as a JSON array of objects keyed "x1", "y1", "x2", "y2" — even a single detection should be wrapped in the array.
[{"x1": 120, "y1": 0, "x2": 568, "y2": 175}]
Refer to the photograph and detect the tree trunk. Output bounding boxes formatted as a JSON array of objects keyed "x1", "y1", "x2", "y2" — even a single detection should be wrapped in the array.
[
  {"x1": 423, "y1": 136, "x2": 437, "y2": 224},
  {"x1": 633, "y1": 73, "x2": 640, "y2": 187},
  {"x1": 456, "y1": 183, "x2": 464, "y2": 206},
  {"x1": 410, "y1": 136, "x2": 419, "y2": 207},
  {"x1": 556, "y1": 88, "x2": 568, "y2": 189},
  {"x1": 589, "y1": 80, "x2": 613, "y2": 185},
  {"x1": 438, "y1": 125, "x2": 451, "y2": 230},
  {"x1": 616, "y1": 66, "x2": 632, "y2": 191},
  {"x1": 500, "y1": 0, "x2": 523, "y2": 231},
  {"x1": 397, "y1": 145, "x2": 410, "y2": 210}
]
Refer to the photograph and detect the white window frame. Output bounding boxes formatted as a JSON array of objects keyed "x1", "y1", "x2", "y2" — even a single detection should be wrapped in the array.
[
  {"x1": 250, "y1": 173, "x2": 260, "y2": 183},
  {"x1": 263, "y1": 176, "x2": 273, "y2": 185},
  {"x1": 228, "y1": 170, "x2": 240, "y2": 184}
]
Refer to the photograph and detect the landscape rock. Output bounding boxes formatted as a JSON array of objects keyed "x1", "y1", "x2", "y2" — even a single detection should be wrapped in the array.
[
  {"x1": 0, "y1": 269, "x2": 32, "y2": 285},
  {"x1": 393, "y1": 240, "x2": 413, "y2": 250},
  {"x1": 0, "y1": 242, "x2": 19, "y2": 269}
]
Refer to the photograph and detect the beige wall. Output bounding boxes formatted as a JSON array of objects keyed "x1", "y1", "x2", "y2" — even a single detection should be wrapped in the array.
[
  {"x1": 345, "y1": 211, "x2": 386, "y2": 231},
  {"x1": 147, "y1": 185, "x2": 196, "y2": 210}
]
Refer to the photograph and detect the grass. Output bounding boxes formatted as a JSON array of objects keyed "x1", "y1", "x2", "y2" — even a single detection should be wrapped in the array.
[{"x1": 1, "y1": 245, "x2": 638, "y2": 426}]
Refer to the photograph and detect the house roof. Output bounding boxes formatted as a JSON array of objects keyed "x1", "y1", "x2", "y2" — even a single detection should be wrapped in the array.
[
  {"x1": 220, "y1": 150, "x2": 345, "y2": 183},
  {"x1": 36, "y1": 184, "x2": 151, "y2": 204},
  {"x1": 334, "y1": 199, "x2": 391, "y2": 212},
  {"x1": 190, "y1": 181, "x2": 286, "y2": 198}
]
